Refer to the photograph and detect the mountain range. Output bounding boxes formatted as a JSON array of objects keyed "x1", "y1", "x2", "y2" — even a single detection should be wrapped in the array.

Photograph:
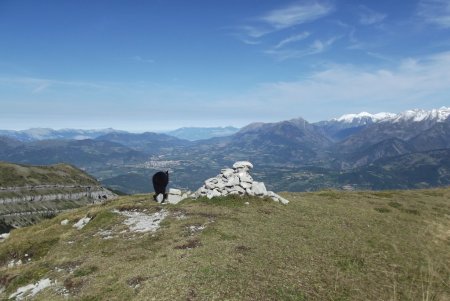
[{"x1": 0, "y1": 107, "x2": 449, "y2": 193}]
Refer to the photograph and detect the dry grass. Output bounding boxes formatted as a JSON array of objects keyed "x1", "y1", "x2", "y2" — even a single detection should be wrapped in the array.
[{"x1": 0, "y1": 188, "x2": 449, "y2": 300}]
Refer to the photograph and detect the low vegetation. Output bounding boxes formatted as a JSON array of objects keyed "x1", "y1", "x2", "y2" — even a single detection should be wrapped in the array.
[
  {"x1": 0, "y1": 188, "x2": 449, "y2": 300},
  {"x1": 0, "y1": 162, "x2": 98, "y2": 187}
]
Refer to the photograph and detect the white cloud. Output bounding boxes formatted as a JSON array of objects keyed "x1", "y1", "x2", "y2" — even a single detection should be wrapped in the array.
[
  {"x1": 418, "y1": 0, "x2": 450, "y2": 28},
  {"x1": 222, "y1": 52, "x2": 450, "y2": 120},
  {"x1": 266, "y1": 36, "x2": 340, "y2": 60},
  {"x1": 274, "y1": 31, "x2": 311, "y2": 49},
  {"x1": 260, "y1": 1, "x2": 334, "y2": 30},
  {"x1": 238, "y1": 0, "x2": 334, "y2": 41},
  {"x1": 358, "y1": 5, "x2": 387, "y2": 25}
]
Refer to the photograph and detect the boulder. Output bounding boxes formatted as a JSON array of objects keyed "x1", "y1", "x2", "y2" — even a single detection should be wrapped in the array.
[
  {"x1": 233, "y1": 161, "x2": 253, "y2": 169},
  {"x1": 252, "y1": 182, "x2": 267, "y2": 196},
  {"x1": 167, "y1": 188, "x2": 188, "y2": 204}
]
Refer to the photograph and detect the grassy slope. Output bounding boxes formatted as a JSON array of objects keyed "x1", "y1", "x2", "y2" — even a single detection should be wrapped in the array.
[
  {"x1": 0, "y1": 162, "x2": 98, "y2": 187},
  {"x1": 0, "y1": 189, "x2": 449, "y2": 300}
]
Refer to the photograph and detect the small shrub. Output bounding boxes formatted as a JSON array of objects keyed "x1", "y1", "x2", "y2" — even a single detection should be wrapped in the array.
[
  {"x1": 374, "y1": 207, "x2": 391, "y2": 213},
  {"x1": 174, "y1": 238, "x2": 202, "y2": 250},
  {"x1": 388, "y1": 201, "x2": 402, "y2": 209},
  {"x1": 73, "y1": 265, "x2": 98, "y2": 277},
  {"x1": 402, "y1": 208, "x2": 420, "y2": 215}
]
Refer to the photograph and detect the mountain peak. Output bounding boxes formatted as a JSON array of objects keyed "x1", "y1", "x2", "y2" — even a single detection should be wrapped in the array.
[
  {"x1": 389, "y1": 107, "x2": 450, "y2": 123},
  {"x1": 333, "y1": 112, "x2": 396, "y2": 124}
]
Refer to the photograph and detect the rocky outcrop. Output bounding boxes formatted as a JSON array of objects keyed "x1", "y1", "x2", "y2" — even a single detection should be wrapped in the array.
[
  {"x1": 0, "y1": 186, "x2": 116, "y2": 205},
  {"x1": 192, "y1": 161, "x2": 289, "y2": 204},
  {"x1": 0, "y1": 186, "x2": 117, "y2": 229}
]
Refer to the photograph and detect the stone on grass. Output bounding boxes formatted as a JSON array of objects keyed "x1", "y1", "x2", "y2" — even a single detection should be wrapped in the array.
[{"x1": 73, "y1": 217, "x2": 91, "y2": 230}]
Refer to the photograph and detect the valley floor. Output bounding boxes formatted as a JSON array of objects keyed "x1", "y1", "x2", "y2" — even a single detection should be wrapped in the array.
[{"x1": 1, "y1": 188, "x2": 449, "y2": 300}]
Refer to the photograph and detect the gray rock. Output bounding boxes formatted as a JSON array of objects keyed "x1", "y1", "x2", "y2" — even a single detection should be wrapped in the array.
[
  {"x1": 278, "y1": 196, "x2": 289, "y2": 204},
  {"x1": 156, "y1": 194, "x2": 164, "y2": 203},
  {"x1": 233, "y1": 161, "x2": 253, "y2": 169},
  {"x1": 240, "y1": 182, "x2": 252, "y2": 189},
  {"x1": 205, "y1": 178, "x2": 218, "y2": 184},
  {"x1": 221, "y1": 168, "x2": 234, "y2": 178},
  {"x1": 207, "y1": 189, "x2": 222, "y2": 199},
  {"x1": 225, "y1": 176, "x2": 240, "y2": 187},
  {"x1": 245, "y1": 188, "x2": 255, "y2": 196},
  {"x1": 73, "y1": 217, "x2": 91, "y2": 230},
  {"x1": 229, "y1": 186, "x2": 245, "y2": 194},
  {"x1": 167, "y1": 194, "x2": 182, "y2": 204},
  {"x1": 252, "y1": 182, "x2": 267, "y2": 196},
  {"x1": 169, "y1": 188, "x2": 182, "y2": 195},
  {"x1": 238, "y1": 173, "x2": 253, "y2": 183}
]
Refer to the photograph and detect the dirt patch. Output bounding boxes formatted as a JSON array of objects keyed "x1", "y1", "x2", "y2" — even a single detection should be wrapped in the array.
[
  {"x1": 63, "y1": 277, "x2": 84, "y2": 294},
  {"x1": 126, "y1": 276, "x2": 149, "y2": 289},
  {"x1": 174, "y1": 238, "x2": 202, "y2": 250},
  {"x1": 235, "y1": 245, "x2": 252, "y2": 253}
]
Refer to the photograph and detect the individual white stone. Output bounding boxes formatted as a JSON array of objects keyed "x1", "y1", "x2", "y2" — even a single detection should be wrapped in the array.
[
  {"x1": 205, "y1": 182, "x2": 216, "y2": 190},
  {"x1": 244, "y1": 202, "x2": 250, "y2": 205},
  {"x1": 215, "y1": 182, "x2": 226, "y2": 190},
  {"x1": 278, "y1": 196, "x2": 289, "y2": 204},
  {"x1": 233, "y1": 161, "x2": 253, "y2": 169},
  {"x1": 238, "y1": 173, "x2": 253, "y2": 183},
  {"x1": 9, "y1": 278, "x2": 54, "y2": 300},
  {"x1": 156, "y1": 194, "x2": 164, "y2": 203},
  {"x1": 60, "y1": 219, "x2": 69, "y2": 226},
  {"x1": 221, "y1": 168, "x2": 234, "y2": 178},
  {"x1": 167, "y1": 194, "x2": 182, "y2": 204},
  {"x1": 207, "y1": 189, "x2": 222, "y2": 199},
  {"x1": 225, "y1": 176, "x2": 240, "y2": 187},
  {"x1": 230, "y1": 186, "x2": 245, "y2": 194},
  {"x1": 205, "y1": 178, "x2": 218, "y2": 184},
  {"x1": 73, "y1": 217, "x2": 91, "y2": 230},
  {"x1": 0, "y1": 232, "x2": 11, "y2": 242},
  {"x1": 245, "y1": 188, "x2": 255, "y2": 196},
  {"x1": 240, "y1": 182, "x2": 252, "y2": 189},
  {"x1": 252, "y1": 182, "x2": 267, "y2": 196},
  {"x1": 169, "y1": 188, "x2": 182, "y2": 195}
]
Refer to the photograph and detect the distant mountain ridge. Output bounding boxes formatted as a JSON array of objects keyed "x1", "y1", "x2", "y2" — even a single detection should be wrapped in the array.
[
  {"x1": 165, "y1": 126, "x2": 240, "y2": 141},
  {"x1": 0, "y1": 128, "x2": 122, "y2": 142},
  {"x1": 0, "y1": 106, "x2": 449, "y2": 192}
]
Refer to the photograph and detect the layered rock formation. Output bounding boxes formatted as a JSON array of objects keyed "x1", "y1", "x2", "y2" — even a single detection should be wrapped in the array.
[{"x1": 193, "y1": 161, "x2": 289, "y2": 204}]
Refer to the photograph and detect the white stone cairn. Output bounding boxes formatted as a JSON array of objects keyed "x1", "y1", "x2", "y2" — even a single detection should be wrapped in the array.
[{"x1": 192, "y1": 161, "x2": 289, "y2": 204}]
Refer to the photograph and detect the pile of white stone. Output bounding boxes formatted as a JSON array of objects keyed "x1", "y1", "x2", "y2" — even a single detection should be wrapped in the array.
[{"x1": 192, "y1": 161, "x2": 289, "y2": 204}]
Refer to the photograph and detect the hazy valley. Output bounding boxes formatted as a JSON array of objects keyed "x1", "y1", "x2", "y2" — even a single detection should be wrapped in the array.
[{"x1": 1, "y1": 107, "x2": 449, "y2": 194}]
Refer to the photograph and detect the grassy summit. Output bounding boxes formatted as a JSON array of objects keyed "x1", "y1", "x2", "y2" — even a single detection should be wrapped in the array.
[
  {"x1": 0, "y1": 162, "x2": 98, "y2": 187},
  {"x1": 1, "y1": 189, "x2": 449, "y2": 300}
]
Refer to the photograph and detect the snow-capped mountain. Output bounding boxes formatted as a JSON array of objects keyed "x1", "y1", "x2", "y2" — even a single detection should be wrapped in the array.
[
  {"x1": 387, "y1": 107, "x2": 450, "y2": 123},
  {"x1": 333, "y1": 112, "x2": 396, "y2": 125},
  {"x1": 316, "y1": 107, "x2": 450, "y2": 142},
  {"x1": 332, "y1": 107, "x2": 450, "y2": 125}
]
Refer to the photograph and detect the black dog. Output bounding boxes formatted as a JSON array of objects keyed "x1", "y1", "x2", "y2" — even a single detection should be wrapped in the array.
[{"x1": 152, "y1": 171, "x2": 169, "y2": 202}]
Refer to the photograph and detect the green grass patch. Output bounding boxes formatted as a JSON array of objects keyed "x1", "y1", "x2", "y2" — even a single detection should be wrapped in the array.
[
  {"x1": 374, "y1": 207, "x2": 391, "y2": 213},
  {"x1": 1, "y1": 189, "x2": 449, "y2": 300},
  {"x1": 73, "y1": 265, "x2": 99, "y2": 277}
]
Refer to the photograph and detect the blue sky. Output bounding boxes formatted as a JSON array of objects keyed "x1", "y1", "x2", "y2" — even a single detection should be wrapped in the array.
[{"x1": 1, "y1": 0, "x2": 450, "y2": 131}]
